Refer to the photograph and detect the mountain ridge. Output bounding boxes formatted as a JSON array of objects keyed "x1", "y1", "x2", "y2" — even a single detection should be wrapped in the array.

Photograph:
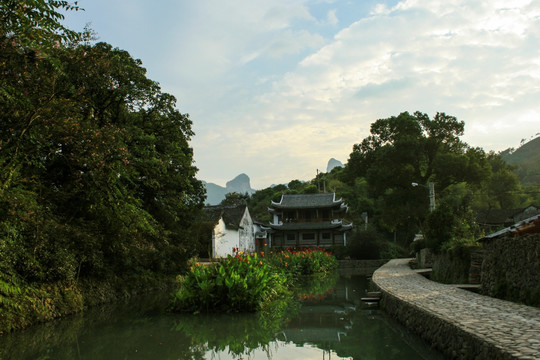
[
  {"x1": 500, "y1": 135, "x2": 540, "y2": 187},
  {"x1": 203, "y1": 158, "x2": 345, "y2": 205}
]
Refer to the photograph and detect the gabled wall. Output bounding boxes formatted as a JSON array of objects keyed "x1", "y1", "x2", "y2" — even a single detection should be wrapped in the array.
[
  {"x1": 238, "y1": 208, "x2": 255, "y2": 254},
  {"x1": 212, "y1": 218, "x2": 238, "y2": 258},
  {"x1": 212, "y1": 207, "x2": 255, "y2": 258}
]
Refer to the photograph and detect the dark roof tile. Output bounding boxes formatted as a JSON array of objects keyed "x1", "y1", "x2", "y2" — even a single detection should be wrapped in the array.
[
  {"x1": 203, "y1": 204, "x2": 248, "y2": 230},
  {"x1": 270, "y1": 193, "x2": 344, "y2": 209}
]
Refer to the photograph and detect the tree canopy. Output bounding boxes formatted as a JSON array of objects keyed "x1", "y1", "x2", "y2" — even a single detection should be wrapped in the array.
[
  {"x1": 342, "y1": 111, "x2": 526, "y2": 250},
  {"x1": 1, "y1": 1, "x2": 205, "y2": 286}
]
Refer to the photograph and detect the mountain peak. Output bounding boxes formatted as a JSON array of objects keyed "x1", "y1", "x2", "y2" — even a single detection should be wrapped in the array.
[
  {"x1": 327, "y1": 158, "x2": 344, "y2": 173},
  {"x1": 226, "y1": 173, "x2": 254, "y2": 194},
  {"x1": 204, "y1": 173, "x2": 255, "y2": 205}
]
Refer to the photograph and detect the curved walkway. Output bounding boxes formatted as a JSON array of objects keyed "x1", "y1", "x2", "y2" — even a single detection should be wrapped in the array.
[{"x1": 372, "y1": 259, "x2": 540, "y2": 360}]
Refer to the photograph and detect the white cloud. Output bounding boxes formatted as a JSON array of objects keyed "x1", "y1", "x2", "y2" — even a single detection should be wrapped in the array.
[
  {"x1": 196, "y1": 0, "x2": 540, "y2": 185},
  {"x1": 70, "y1": 0, "x2": 540, "y2": 187}
]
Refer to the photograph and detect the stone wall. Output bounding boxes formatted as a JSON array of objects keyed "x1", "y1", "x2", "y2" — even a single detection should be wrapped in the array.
[
  {"x1": 377, "y1": 291, "x2": 516, "y2": 360},
  {"x1": 480, "y1": 233, "x2": 540, "y2": 306},
  {"x1": 431, "y1": 250, "x2": 473, "y2": 284},
  {"x1": 416, "y1": 248, "x2": 434, "y2": 268}
]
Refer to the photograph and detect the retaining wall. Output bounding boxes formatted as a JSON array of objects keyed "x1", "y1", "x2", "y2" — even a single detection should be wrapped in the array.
[
  {"x1": 377, "y1": 287, "x2": 513, "y2": 359},
  {"x1": 372, "y1": 259, "x2": 538, "y2": 360},
  {"x1": 480, "y1": 233, "x2": 540, "y2": 306}
]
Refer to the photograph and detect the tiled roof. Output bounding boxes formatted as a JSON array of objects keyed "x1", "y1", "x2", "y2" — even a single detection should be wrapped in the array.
[
  {"x1": 479, "y1": 214, "x2": 540, "y2": 241},
  {"x1": 476, "y1": 205, "x2": 540, "y2": 225},
  {"x1": 203, "y1": 204, "x2": 247, "y2": 230},
  {"x1": 267, "y1": 222, "x2": 343, "y2": 231},
  {"x1": 265, "y1": 221, "x2": 353, "y2": 232},
  {"x1": 270, "y1": 193, "x2": 344, "y2": 209}
]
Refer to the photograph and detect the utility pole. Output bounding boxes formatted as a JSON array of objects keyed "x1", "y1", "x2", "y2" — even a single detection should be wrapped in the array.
[
  {"x1": 412, "y1": 182, "x2": 436, "y2": 212},
  {"x1": 428, "y1": 181, "x2": 436, "y2": 212}
]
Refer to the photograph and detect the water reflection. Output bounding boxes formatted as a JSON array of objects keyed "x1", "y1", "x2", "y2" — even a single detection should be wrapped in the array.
[{"x1": 0, "y1": 271, "x2": 443, "y2": 360}]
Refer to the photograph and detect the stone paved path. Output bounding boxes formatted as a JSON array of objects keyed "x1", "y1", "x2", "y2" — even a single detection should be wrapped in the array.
[{"x1": 373, "y1": 259, "x2": 540, "y2": 360}]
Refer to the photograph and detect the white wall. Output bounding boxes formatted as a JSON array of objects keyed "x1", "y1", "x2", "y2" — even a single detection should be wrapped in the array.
[
  {"x1": 212, "y1": 218, "x2": 239, "y2": 258},
  {"x1": 212, "y1": 207, "x2": 256, "y2": 258},
  {"x1": 238, "y1": 208, "x2": 255, "y2": 253}
]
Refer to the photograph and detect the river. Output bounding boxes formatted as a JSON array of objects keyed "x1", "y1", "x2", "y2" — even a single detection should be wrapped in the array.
[{"x1": 0, "y1": 270, "x2": 443, "y2": 359}]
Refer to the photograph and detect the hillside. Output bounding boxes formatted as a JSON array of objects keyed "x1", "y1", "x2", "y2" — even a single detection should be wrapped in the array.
[{"x1": 500, "y1": 136, "x2": 540, "y2": 187}]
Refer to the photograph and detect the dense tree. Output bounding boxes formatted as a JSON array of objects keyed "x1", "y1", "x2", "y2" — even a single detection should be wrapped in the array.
[
  {"x1": 345, "y1": 111, "x2": 490, "y2": 247},
  {"x1": 220, "y1": 192, "x2": 250, "y2": 206},
  {"x1": 0, "y1": 1, "x2": 204, "y2": 288},
  {"x1": 247, "y1": 184, "x2": 287, "y2": 222}
]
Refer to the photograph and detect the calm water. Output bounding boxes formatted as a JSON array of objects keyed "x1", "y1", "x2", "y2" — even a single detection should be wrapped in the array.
[{"x1": 0, "y1": 271, "x2": 443, "y2": 360}]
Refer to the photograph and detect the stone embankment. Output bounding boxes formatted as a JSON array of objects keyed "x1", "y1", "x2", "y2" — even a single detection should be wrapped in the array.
[{"x1": 372, "y1": 259, "x2": 540, "y2": 360}]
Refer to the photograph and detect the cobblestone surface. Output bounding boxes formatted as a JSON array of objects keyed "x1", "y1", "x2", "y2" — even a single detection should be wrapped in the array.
[{"x1": 373, "y1": 259, "x2": 540, "y2": 360}]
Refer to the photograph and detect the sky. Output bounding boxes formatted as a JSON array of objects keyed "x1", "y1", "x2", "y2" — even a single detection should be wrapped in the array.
[{"x1": 62, "y1": 0, "x2": 540, "y2": 189}]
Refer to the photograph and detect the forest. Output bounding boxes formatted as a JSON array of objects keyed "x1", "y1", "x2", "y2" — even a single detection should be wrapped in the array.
[{"x1": 1, "y1": 1, "x2": 205, "y2": 331}]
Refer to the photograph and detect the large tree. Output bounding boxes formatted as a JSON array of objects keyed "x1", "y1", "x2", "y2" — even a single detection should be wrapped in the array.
[{"x1": 345, "y1": 111, "x2": 489, "y2": 245}]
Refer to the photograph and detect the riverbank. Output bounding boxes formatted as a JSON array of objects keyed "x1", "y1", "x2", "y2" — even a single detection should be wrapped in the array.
[
  {"x1": 372, "y1": 259, "x2": 540, "y2": 360},
  {"x1": 0, "y1": 273, "x2": 177, "y2": 335}
]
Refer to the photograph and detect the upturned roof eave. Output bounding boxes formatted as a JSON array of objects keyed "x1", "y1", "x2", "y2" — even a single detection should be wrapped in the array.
[{"x1": 270, "y1": 193, "x2": 345, "y2": 209}]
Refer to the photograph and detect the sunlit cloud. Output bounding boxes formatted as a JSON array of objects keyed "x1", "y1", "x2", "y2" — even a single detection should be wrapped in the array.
[{"x1": 64, "y1": 0, "x2": 540, "y2": 188}]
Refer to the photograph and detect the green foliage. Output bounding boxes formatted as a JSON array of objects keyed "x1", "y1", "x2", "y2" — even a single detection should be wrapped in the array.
[
  {"x1": 0, "y1": 0, "x2": 204, "y2": 332},
  {"x1": 342, "y1": 111, "x2": 522, "y2": 250},
  {"x1": 424, "y1": 183, "x2": 480, "y2": 252},
  {"x1": 172, "y1": 253, "x2": 289, "y2": 313},
  {"x1": 220, "y1": 192, "x2": 250, "y2": 206},
  {"x1": 171, "y1": 249, "x2": 338, "y2": 313},
  {"x1": 345, "y1": 111, "x2": 470, "y2": 236},
  {"x1": 501, "y1": 136, "x2": 540, "y2": 187},
  {"x1": 336, "y1": 229, "x2": 408, "y2": 260},
  {"x1": 479, "y1": 152, "x2": 525, "y2": 209},
  {"x1": 302, "y1": 184, "x2": 318, "y2": 194},
  {"x1": 247, "y1": 184, "x2": 287, "y2": 222},
  {"x1": 0, "y1": 0, "x2": 81, "y2": 53},
  {"x1": 264, "y1": 248, "x2": 339, "y2": 276}
]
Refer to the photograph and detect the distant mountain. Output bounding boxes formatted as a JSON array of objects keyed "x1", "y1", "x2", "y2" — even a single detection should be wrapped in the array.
[
  {"x1": 226, "y1": 173, "x2": 254, "y2": 195},
  {"x1": 327, "y1": 158, "x2": 344, "y2": 173},
  {"x1": 500, "y1": 136, "x2": 540, "y2": 187},
  {"x1": 203, "y1": 173, "x2": 256, "y2": 205}
]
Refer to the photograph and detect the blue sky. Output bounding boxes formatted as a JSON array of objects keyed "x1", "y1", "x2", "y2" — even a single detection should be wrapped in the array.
[{"x1": 63, "y1": 0, "x2": 540, "y2": 189}]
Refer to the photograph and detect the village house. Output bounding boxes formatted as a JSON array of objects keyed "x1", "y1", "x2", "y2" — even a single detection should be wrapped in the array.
[
  {"x1": 476, "y1": 204, "x2": 540, "y2": 233},
  {"x1": 202, "y1": 204, "x2": 256, "y2": 258},
  {"x1": 262, "y1": 193, "x2": 353, "y2": 248}
]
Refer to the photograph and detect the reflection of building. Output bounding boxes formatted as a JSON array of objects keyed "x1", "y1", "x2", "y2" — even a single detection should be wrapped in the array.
[
  {"x1": 280, "y1": 305, "x2": 352, "y2": 343},
  {"x1": 263, "y1": 193, "x2": 352, "y2": 248},
  {"x1": 279, "y1": 277, "x2": 359, "y2": 345}
]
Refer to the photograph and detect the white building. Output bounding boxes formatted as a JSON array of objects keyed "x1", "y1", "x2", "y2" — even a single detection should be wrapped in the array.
[{"x1": 203, "y1": 204, "x2": 256, "y2": 258}]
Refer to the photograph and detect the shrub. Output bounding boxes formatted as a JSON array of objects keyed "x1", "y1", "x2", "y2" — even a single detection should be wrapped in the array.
[
  {"x1": 172, "y1": 253, "x2": 288, "y2": 313},
  {"x1": 264, "y1": 247, "x2": 338, "y2": 276},
  {"x1": 171, "y1": 248, "x2": 338, "y2": 313}
]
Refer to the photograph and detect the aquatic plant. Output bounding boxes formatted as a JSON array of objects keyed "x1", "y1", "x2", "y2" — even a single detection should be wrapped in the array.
[
  {"x1": 171, "y1": 252, "x2": 289, "y2": 313},
  {"x1": 171, "y1": 248, "x2": 338, "y2": 313}
]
